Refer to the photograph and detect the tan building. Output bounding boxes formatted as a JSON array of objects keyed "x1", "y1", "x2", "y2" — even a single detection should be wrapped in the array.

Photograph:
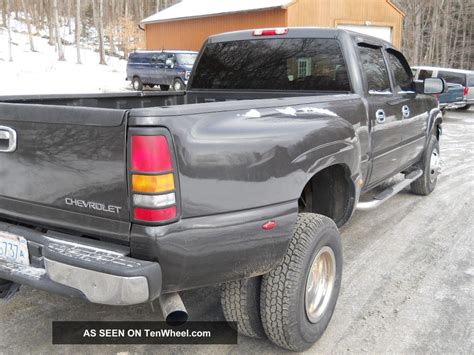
[{"x1": 142, "y1": 0, "x2": 405, "y2": 51}]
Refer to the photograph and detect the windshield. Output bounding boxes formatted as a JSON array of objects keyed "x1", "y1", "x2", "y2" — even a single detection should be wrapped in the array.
[
  {"x1": 176, "y1": 53, "x2": 197, "y2": 66},
  {"x1": 191, "y1": 38, "x2": 351, "y2": 91}
]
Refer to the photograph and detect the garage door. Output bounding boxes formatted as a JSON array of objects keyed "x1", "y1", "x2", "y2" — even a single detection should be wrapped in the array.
[{"x1": 337, "y1": 25, "x2": 392, "y2": 43}]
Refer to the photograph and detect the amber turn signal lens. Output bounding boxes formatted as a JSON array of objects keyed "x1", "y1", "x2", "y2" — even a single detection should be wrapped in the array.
[{"x1": 132, "y1": 173, "x2": 175, "y2": 193}]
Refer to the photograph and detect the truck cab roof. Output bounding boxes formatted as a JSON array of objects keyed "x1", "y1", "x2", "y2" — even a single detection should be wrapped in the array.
[{"x1": 207, "y1": 27, "x2": 394, "y2": 49}]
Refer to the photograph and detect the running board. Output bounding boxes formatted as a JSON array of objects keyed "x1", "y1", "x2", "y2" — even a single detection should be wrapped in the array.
[{"x1": 357, "y1": 169, "x2": 423, "y2": 211}]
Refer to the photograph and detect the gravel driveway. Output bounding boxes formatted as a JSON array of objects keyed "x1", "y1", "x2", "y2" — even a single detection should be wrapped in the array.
[{"x1": 0, "y1": 109, "x2": 473, "y2": 354}]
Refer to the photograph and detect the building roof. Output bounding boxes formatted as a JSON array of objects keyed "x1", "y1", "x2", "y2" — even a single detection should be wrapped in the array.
[
  {"x1": 386, "y1": 0, "x2": 406, "y2": 17},
  {"x1": 141, "y1": 0, "x2": 295, "y2": 24}
]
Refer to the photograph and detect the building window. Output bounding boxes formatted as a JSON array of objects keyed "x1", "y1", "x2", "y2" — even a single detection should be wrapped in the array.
[{"x1": 298, "y1": 58, "x2": 311, "y2": 78}]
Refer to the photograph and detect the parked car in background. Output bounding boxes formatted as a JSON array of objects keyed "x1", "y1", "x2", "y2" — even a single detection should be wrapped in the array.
[
  {"x1": 126, "y1": 50, "x2": 198, "y2": 91},
  {"x1": 435, "y1": 83, "x2": 464, "y2": 111},
  {"x1": 412, "y1": 66, "x2": 474, "y2": 110}
]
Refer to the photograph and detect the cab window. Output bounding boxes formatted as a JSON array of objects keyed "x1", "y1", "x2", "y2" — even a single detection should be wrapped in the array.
[
  {"x1": 386, "y1": 49, "x2": 414, "y2": 92},
  {"x1": 357, "y1": 44, "x2": 391, "y2": 93}
]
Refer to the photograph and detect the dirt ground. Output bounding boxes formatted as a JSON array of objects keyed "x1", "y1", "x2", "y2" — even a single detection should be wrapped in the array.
[{"x1": 0, "y1": 108, "x2": 473, "y2": 354}]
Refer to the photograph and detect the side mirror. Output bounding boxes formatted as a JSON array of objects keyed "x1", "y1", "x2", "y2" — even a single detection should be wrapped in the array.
[
  {"x1": 423, "y1": 78, "x2": 446, "y2": 94},
  {"x1": 165, "y1": 58, "x2": 175, "y2": 68}
]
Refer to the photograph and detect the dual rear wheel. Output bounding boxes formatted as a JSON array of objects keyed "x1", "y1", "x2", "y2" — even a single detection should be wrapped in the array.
[{"x1": 221, "y1": 213, "x2": 342, "y2": 351}]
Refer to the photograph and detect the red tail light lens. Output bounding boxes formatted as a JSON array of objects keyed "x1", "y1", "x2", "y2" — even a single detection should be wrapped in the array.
[
  {"x1": 130, "y1": 134, "x2": 178, "y2": 223},
  {"x1": 253, "y1": 28, "x2": 288, "y2": 36},
  {"x1": 464, "y1": 86, "x2": 469, "y2": 97},
  {"x1": 134, "y1": 206, "x2": 177, "y2": 222},
  {"x1": 132, "y1": 136, "x2": 172, "y2": 172}
]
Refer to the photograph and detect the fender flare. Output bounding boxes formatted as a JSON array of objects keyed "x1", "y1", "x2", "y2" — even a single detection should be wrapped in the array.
[{"x1": 427, "y1": 107, "x2": 443, "y2": 139}]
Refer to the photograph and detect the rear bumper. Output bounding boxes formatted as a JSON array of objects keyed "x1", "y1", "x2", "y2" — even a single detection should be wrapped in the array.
[
  {"x1": 0, "y1": 221, "x2": 161, "y2": 305},
  {"x1": 439, "y1": 101, "x2": 467, "y2": 109}
]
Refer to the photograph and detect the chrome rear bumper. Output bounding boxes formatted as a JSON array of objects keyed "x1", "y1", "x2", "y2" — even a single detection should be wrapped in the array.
[{"x1": 0, "y1": 221, "x2": 161, "y2": 305}]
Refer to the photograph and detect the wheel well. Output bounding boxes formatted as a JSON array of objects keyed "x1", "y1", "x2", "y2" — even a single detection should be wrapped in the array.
[{"x1": 298, "y1": 164, "x2": 355, "y2": 227}]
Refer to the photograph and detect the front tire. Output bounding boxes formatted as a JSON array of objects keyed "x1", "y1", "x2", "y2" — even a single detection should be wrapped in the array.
[
  {"x1": 260, "y1": 213, "x2": 343, "y2": 351},
  {"x1": 411, "y1": 134, "x2": 440, "y2": 195}
]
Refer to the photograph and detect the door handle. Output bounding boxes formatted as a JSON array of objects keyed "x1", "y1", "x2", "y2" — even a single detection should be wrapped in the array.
[
  {"x1": 375, "y1": 109, "x2": 386, "y2": 124},
  {"x1": 0, "y1": 126, "x2": 17, "y2": 152},
  {"x1": 402, "y1": 105, "x2": 410, "y2": 118}
]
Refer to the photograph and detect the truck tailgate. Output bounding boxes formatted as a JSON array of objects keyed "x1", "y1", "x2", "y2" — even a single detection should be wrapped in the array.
[{"x1": 0, "y1": 103, "x2": 130, "y2": 242}]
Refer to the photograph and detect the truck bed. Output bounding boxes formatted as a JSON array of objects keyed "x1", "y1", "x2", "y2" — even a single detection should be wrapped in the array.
[{"x1": 0, "y1": 90, "x2": 341, "y2": 109}]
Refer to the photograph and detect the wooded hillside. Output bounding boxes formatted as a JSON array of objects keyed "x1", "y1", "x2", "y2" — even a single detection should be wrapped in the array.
[{"x1": 395, "y1": 0, "x2": 473, "y2": 69}]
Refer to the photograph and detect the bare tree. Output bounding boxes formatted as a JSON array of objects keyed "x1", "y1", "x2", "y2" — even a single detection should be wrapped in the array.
[
  {"x1": 97, "y1": 0, "x2": 106, "y2": 64},
  {"x1": 21, "y1": 0, "x2": 35, "y2": 52},
  {"x1": 6, "y1": 0, "x2": 12, "y2": 61},
  {"x1": 52, "y1": 0, "x2": 65, "y2": 60},
  {"x1": 47, "y1": 0, "x2": 55, "y2": 46},
  {"x1": 75, "y1": 0, "x2": 81, "y2": 64},
  {"x1": 396, "y1": 0, "x2": 473, "y2": 69},
  {"x1": 2, "y1": 0, "x2": 7, "y2": 27}
]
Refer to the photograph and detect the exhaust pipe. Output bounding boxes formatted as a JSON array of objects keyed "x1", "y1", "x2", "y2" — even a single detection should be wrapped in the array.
[{"x1": 158, "y1": 292, "x2": 188, "y2": 325}]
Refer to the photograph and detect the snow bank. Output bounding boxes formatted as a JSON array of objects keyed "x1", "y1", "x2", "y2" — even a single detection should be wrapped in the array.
[{"x1": 0, "y1": 18, "x2": 131, "y2": 96}]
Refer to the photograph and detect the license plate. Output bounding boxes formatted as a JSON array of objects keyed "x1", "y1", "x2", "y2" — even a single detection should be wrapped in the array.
[{"x1": 0, "y1": 231, "x2": 30, "y2": 266}]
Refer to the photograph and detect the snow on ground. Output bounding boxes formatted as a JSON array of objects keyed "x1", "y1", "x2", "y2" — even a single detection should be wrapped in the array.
[{"x1": 0, "y1": 20, "x2": 132, "y2": 96}]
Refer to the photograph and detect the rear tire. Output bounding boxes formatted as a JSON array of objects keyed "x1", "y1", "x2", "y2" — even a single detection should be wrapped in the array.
[
  {"x1": 457, "y1": 104, "x2": 471, "y2": 111},
  {"x1": 172, "y1": 78, "x2": 185, "y2": 91},
  {"x1": 411, "y1": 134, "x2": 440, "y2": 195},
  {"x1": 221, "y1": 277, "x2": 266, "y2": 338},
  {"x1": 260, "y1": 213, "x2": 343, "y2": 351},
  {"x1": 160, "y1": 85, "x2": 170, "y2": 91},
  {"x1": 132, "y1": 77, "x2": 143, "y2": 91}
]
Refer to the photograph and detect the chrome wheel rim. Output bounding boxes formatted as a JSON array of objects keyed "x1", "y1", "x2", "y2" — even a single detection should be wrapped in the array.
[
  {"x1": 429, "y1": 148, "x2": 440, "y2": 183},
  {"x1": 305, "y1": 246, "x2": 336, "y2": 323},
  {"x1": 133, "y1": 80, "x2": 139, "y2": 90},
  {"x1": 174, "y1": 82, "x2": 182, "y2": 91}
]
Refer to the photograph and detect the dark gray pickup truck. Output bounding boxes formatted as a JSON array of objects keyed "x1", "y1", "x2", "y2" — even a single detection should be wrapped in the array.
[{"x1": 0, "y1": 28, "x2": 445, "y2": 351}]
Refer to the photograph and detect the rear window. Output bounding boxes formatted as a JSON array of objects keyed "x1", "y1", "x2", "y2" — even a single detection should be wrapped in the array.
[
  {"x1": 129, "y1": 52, "x2": 159, "y2": 64},
  {"x1": 176, "y1": 53, "x2": 197, "y2": 66},
  {"x1": 191, "y1": 38, "x2": 351, "y2": 91},
  {"x1": 437, "y1": 71, "x2": 466, "y2": 86}
]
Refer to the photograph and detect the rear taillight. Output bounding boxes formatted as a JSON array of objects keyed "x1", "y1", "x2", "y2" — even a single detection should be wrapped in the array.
[
  {"x1": 253, "y1": 28, "x2": 288, "y2": 36},
  {"x1": 464, "y1": 86, "x2": 469, "y2": 97},
  {"x1": 131, "y1": 134, "x2": 178, "y2": 223}
]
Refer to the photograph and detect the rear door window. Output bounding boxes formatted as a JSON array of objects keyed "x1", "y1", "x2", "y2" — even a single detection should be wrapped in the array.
[
  {"x1": 357, "y1": 44, "x2": 391, "y2": 93},
  {"x1": 191, "y1": 38, "x2": 351, "y2": 91},
  {"x1": 437, "y1": 71, "x2": 466, "y2": 86}
]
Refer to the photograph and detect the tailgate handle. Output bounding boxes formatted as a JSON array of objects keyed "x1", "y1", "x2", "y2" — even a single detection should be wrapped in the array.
[{"x1": 0, "y1": 126, "x2": 17, "y2": 153}]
